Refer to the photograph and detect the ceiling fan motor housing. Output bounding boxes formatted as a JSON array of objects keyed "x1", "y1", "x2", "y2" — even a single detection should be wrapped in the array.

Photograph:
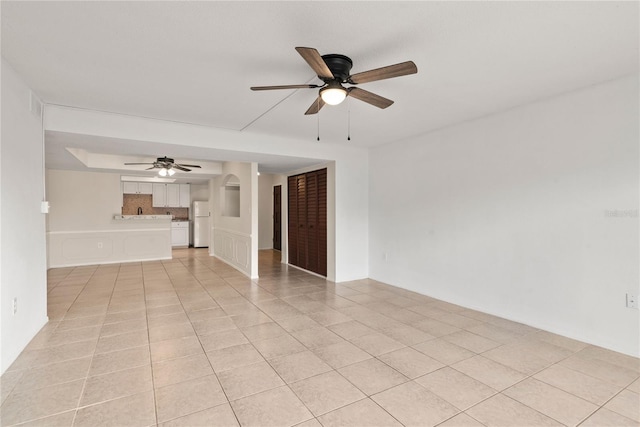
[{"x1": 321, "y1": 54, "x2": 353, "y2": 82}]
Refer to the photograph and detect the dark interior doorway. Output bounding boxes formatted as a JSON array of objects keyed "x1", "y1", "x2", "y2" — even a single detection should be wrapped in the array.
[{"x1": 273, "y1": 185, "x2": 282, "y2": 251}]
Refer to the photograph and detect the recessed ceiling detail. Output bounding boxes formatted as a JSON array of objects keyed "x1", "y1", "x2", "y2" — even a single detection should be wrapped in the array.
[
  {"x1": 65, "y1": 148, "x2": 221, "y2": 177},
  {"x1": 46, "y1": 130, "x2": 326, "y2": 177}
]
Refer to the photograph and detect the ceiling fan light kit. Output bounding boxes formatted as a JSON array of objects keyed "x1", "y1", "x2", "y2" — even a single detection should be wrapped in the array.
[
  {"x1": 320, "y1": 81, "x2": 347, "y2": 105},
  {"x1": 251, "y1": 47, "x2": 417, "y2": 115},
  {"x1": 158, "y1": 167, "x2": 175, "y2": 176}
]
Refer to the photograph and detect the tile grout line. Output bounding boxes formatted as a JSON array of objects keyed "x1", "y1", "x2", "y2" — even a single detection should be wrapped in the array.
[
  {"x1": 444, "y1": 340, "x2": 624, "y2": 426},
  {"x1": 178, "y1": 254, "x2": 322, "y2": 426},
  {"x1": 178, "y1": 252, "x2": 573, "y2": 426},
  {"x1": 2, "y1": 266, "x2": 126, "y2": 427},
  {"x1": 154, "y1": 256, "x2": 241, "y2": 426},
  {"x1": 40, "y1": 265, "x2": 158, "y2": 422},
  {"x1": 70, "y1": 263, "x2": 120, "y2": 427},
  {"x1": 208, "y1": 258, "x2": 407, "y2": 425},
  {"x1": 143, "y1": 261, "x2": 164, "y2": 427},
  {"x1": 574, "y1": 380, "x2": 639, "y2": 426},
  {"x1": 10, "y1": 250, "x2": 638, "y2": 427},
  {"x1": 183, "y1": 254, "x2": 320, "y2": 426}
]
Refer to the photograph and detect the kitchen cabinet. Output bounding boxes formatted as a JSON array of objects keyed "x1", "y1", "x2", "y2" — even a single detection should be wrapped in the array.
[
  {"x1": 152, "y1": 184, "x2": 167, "y2": 207},
  {"x1": 153, "y1": 183, "x2": 190, "y2": 208},
  {"x1": 166, "y1": 184, "x2": 180, "y2": 207},
  {"x1": 179, "y1": 184, "x2": 190, "y2": 208},
  {"x1": 123, "y1": 182, "x2": 153, "y2": 195},
  {"x1": 171, "y1": 221, "x2": 189, "y2": 247}
]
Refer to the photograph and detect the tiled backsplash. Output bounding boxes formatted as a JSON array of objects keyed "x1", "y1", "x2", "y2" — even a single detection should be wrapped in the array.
[{"x1": 122, "y1": 194, "x2": 189, "y2": 220}]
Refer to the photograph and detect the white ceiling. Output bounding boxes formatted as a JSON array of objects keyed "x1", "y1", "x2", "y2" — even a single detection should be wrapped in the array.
[{"x1": 2, "y1": 1, "x2": 638, "y2": 175}]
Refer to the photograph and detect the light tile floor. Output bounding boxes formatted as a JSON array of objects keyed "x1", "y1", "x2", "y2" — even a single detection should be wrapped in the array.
[{"x1": 1, "y1": 249, "x2": 639, "y2": 426}]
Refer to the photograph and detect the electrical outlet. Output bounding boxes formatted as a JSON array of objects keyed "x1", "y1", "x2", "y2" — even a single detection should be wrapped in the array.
[
  {"x1": 383, "y1": 252, "x2": 388, "y2": 261},
  {"x1": 12, "y1": 297, "x2": 17, "y2": 315},
  {"x1": 97, "y1": 242, "x2": 103, "y2": 249},
  {"x1": 626, "y1": 293, "x2": 638, "y2": 309}
]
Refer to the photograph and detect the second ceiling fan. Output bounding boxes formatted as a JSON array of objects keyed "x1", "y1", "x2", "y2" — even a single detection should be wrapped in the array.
[
  {"x1": 124, "y1": 156, "x2": 201, "y2": 176},
  {"x1": 251, "y1": 47, "x2": 418, "y2": 115}
]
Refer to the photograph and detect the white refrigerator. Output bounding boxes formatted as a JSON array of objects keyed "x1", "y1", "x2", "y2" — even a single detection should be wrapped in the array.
[{"x1": 193, "y1": 201, "x2": 210, "y2": 248}]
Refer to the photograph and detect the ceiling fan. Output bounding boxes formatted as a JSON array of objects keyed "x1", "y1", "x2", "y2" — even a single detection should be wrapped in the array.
[
  {"x1": 124, "y1": 156, "x2": 201, "y2": 176},
  {"x1": 251, "y1": 47, "x2": 417, "y2": 115}
]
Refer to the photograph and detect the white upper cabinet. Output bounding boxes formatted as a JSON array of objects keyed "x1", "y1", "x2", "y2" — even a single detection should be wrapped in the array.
[
  {"x1": 179, "y1": 184, "x2": 190, "y2": 208},
  {"x1": 123, "y1": 182, "x2": 153, "y2": 195},
  {"x1": 138, "y1": 183, "x2": 153, "y2": 194},
  {"x1": 166, "y1": 184, "x2": 180, "y2": 207},
  {"x1": 122, "y1": 182, "x2": 137, "y2": 194},
  {"x1": 152, "y1": 183, "x2": 167, "y2": 207},
  {"x1": 151, "y1": 183, "x2": 190, "y2": 208}
]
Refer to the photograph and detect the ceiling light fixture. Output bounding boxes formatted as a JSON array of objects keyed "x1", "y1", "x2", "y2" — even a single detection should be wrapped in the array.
[
  {"x1": 158, "y1": 167, "x2": 175, "y2": 177},
  {"x1": 320, "y1": 81, "x2": 347, "y2": 105}
]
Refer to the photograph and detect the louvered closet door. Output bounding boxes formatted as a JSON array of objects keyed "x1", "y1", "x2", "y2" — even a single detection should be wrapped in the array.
[
  {"x1": 317, "y1": 169, "x2": 327, "y2": 276},
  {"x1": 306, "y1": 171, "x2": 319, "y2": 274},
  {"x1": 296, "y1": 174, "x2": 308, "y2": 268},
  {"x1": 287, "y1": 168, "x2": 327, "y2": 277},
  {"x1": 287, "y1": 176, "x2": 298, "y2": 266}
]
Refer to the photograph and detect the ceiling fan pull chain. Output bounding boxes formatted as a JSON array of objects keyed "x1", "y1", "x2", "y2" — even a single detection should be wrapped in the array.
[
  {"x1": 347, "y1": 98, "x2": 351, "y2": 141},
  {"x1": 317, "y1": 98, "x2": 321, "y2": 141}
]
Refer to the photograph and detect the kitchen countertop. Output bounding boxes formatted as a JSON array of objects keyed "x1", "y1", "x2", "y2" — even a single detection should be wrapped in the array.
[{"x1": 114, "y1": 215, "x2": 173, "y2": 220}]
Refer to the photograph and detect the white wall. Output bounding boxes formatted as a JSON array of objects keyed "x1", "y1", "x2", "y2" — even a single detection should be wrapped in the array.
[
  {"x1": 211, "y1": 162, "x2": 258, "y2": 278},
  {"x1": 0, "y1": 59, "x2": 48, "y2": 374},
  {"x1": 190, "y1": 183, "x2": 209, "y2": 205},
  {"x1": 258, "y1": 174, "x2": 276, "y2": 250},
  {"x1": 47, "y1": 169, "x2": 122, "y2": 232},
  {"x1": 369, "y1": 74, "x2": 639, "y2": 356},
  {"x1": 46, "y1": 169, "x2": 171, "y2": 267},
  {"x1": 45, "y1": 106, "x2": 369, "y2": 282}
]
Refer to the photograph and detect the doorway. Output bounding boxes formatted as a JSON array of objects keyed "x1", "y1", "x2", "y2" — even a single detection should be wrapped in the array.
[{"x1": 273, "y1": 185, "x2": 282, "y2": 251}]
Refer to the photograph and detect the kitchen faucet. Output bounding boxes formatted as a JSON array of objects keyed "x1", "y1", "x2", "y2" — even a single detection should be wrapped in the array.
[{"x1": 137, "y1": 207, "x2": 143, "y2": 215}]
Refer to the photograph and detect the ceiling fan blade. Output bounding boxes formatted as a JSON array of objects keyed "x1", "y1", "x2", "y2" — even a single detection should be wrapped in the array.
[
  {"x1": 145, "y1": 166, "x2": 156, "y2": 170},
  {"x1": 251, "y1": 84, "x2": 321, "y2": 91},
  {"x1": 348, "y1": 61, "x2": 417, "y2": 84},
  {"x1": 304, "y1": 96, "x2": 326, "y2": 115},
  {"x1": 347, "y1": 87, "x2": 394, "y2": 109},
  {"x1": 124, "y1": 162, "x2": 154, "y2": 165},
  {"x1": 295, "y1": 47, "x2": 334, "y2": 79},
  {"x1": 177, "y1": 164, "x2": 201, "y2": 168},
  {"x1": 173, "y1": 165, "x2": 191, "y2": 172}
]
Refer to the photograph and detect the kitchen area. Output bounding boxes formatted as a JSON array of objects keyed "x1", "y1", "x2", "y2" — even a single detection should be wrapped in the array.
[
  {"x1": 45, "y1": 169, "x2": 213, "y2": 269},
  {"x1": 119, "y1": 181, "x2": 209, "y2": 248}
]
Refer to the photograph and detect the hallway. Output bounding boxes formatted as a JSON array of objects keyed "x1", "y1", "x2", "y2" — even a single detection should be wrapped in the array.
[{"x1": 1, "y1": 249, "x2": 638, "y2": 426}]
